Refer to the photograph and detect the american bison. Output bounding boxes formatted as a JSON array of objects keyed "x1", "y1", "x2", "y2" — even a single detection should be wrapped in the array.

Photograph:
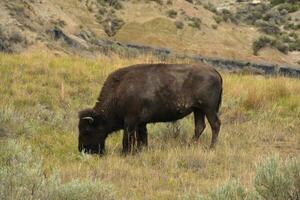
[{"x1": 78, "y1": 63, "x2": 222, "y2": 154}]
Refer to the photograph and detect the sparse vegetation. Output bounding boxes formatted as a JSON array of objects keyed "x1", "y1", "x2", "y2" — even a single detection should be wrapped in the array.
[
  {"x1": 185, "y1": 0, "x2": 194, "y2": 4},
  {"x1": 0, "y1": 53, "x2": 299, "y2": 199},
  {"x1": 213, "y1": 15, "x2": 222, "y2": 24},
  {"x1": 219, "y1": 9, "x2": 238, "y2": 24},
  {"x1": 255, "y1": 20, "x2": 281, "y2": 35},
  {"x1": 104, "y1": 17, "x2": 125, "y2": 36},
  {"x1": 188, "y1": 17, "x2": 202, "y2": 29},
  {"x1": 203, "y1": 2, "x2": 217, "y2": 14},
  {"x1": 175, "y1": 20, "x2": 184, "y2": 29},
  {"x1": 253, "y1": 36, "x2": 274, "y2": 55},
  {"x1": 148, "y1": 0, "x2": 164, "y2": 6},
  {"x1": 231, "y1": 0, "x2": 299, "y2": 54},
  {"x1": 97, "y1": 0, "x2": 123, "y2": 10},
  {"x1": 167, "y1": 9, "x2": 178, "y2": 18},
  {"x1": 253, "y1": 36, "x2": 289, "y2": 55},
  {"x1": 0, "y1": 26, "x2": 28, "y2": 52},
  {"x1": 211, "y1": 24, "x2": 218, "y2": 29}
]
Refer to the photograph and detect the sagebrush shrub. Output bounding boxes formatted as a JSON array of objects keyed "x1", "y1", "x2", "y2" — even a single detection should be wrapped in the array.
[
  {"x1": 167, "y1": 9, "x2": 178, "y2": 18},
  {"x1": 0, "y1": 140, "x2": 115, "y2": 200},
  {"x1": 252, "y1": 36, "x2": 273, "y2": 55},
  {"x1": 252, "y1": 36, "x2": 289, "y2": 55},
  {"x1": 254, "y1": 156, "x2": 300, "y2": 200},
  {"x1": 188, "y1": 17, "x2": 202, "y2": 29},
  {"x1": 196, "y1": 156, "x2": 300, "y2": 200},
  {"x1": 175, "y1": 21, "x2": 184, "y2": 29}
]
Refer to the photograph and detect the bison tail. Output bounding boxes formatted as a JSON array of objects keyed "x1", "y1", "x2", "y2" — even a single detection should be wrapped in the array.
[
  {"x1": 216, "y1": 86, "x2": 222, "y2": 113},
  {"x1": 216, "y1": 71, "x2": 223, "y2": 113}
]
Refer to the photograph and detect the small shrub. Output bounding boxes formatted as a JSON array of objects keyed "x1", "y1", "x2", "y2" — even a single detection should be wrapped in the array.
[
  {"x1": 149, "y1": 0, "x2": 164, "y2": 5},
  {"x1": 252, "y1": 36, "x2": 274, "y2": 55},
  {"x1": 103, "y1": 16, "x2": 125, "y2": 36},
  {"x1": 211, "y1": 24, "x2": 218, "y2": 29},
  {"x1": 203, "y1": 3, "x2": 217, "y2": 14},
  {"x1": 289, "y1": 39, "x2": 300, "y2": 51},
  {"x1": 252, "y1": 36, "x2": 289, "y2": 55},
  {"x1": 185, "y1": 0, "x2": 194, "y2": 4},
  {"x1": 167, "y1": 9, "x2": 177, "y2": 18},
  {"x1": 289, "y1": 32, "x2": 298, "y2": 39},
  {"x1": 255, "y1": 20, "x2": 281, "y2": 35},
  {"x1": 98, "y1": 7, "x2": 108, "y2": 15},
  {"x1": 98, "y1": 0, "x2": 123, "y2": 9},
  {"x1": 166, "y1": 0, "x2": 172, "y2": 5},
  {"x1": 270, "y1": 0, "x2": 285, "y2": 6},
  {"x1": 235, "y1": 4, "x2": 271, "y2": 25},
  {"x1": 262, "y1": 9, "x2": 286, "y2": 25},
  {"x1": 188, "y1": 17, "x2": 202, "y2": 29},
  {"x1": 274, "y1": 39, "x2": 289, "y2": 54},
  {"x1": 220, "y1": 9, "x2": 238, "y2": 24},
  {"x1": 284, "y1": 23, "x2": 300, "y2": 30},
  {"x1": 213, "y1": 15, "x2": 222, "y2": 24},
  {"x1": 278, "y1": 3, "x2": 300, "y2": 13},
  {"x1": 0, "y1": 26, "x2": 27, "y2": 52},
  {"x1": 175, "y1": 21, "x2": 184, "y2": 29}
]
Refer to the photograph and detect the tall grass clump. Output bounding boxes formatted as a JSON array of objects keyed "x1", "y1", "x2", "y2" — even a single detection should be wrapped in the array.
[
  {"x1": 0, "y1": 140, "x2": 115, "y2": 200},
  {"x1": 241, "y1": 77, "x2": 291, "y2": 110}
]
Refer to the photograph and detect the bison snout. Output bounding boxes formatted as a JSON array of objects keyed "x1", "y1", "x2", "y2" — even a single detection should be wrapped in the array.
[{"x1": 78, "y1": 144, "x2": 105, "y2": 155}]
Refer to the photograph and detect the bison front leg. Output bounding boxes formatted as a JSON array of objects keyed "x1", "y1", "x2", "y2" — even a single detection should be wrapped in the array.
[
  {"x1": 137, "y1": 124, "x2": 148, "y2": 150},
  {"x1": 122, "y1": 125, "x2": 137, "y2": 155}
]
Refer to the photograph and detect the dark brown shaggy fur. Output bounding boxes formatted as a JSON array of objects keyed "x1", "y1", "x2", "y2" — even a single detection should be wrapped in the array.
[{"x1": 78, "y1": 63, "x2": 222, "y2": 154}]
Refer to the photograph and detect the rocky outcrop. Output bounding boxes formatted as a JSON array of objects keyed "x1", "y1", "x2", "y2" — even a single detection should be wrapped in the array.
[
  {"x1": 126, "y1": 41, "x2": 300, "y2": 78},
  {"x1": 92, "y1": 39, "x2": 300, "y2": 78},
  {"x1": 197, "y1": 57, "x2": 300, "y2": 78}
]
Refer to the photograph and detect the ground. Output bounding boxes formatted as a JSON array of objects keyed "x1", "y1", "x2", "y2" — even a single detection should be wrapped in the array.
[{"x1": 0, "y1": 53, "x2": 299, "y2": 199}]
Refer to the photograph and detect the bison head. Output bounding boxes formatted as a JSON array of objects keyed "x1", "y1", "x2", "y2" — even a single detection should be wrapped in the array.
[{"x1": 78, "y1": 108, "x2": 108, "y2": 155}]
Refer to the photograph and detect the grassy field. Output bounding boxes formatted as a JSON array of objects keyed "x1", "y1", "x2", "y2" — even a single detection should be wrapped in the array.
[{"x1": 0, "y1": 53, "x2": 299, "y2": 199}]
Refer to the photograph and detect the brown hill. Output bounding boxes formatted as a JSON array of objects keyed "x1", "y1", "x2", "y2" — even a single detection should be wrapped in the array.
[{"x1": 0, "y1": 0, "x2": 299, "y2": 66}]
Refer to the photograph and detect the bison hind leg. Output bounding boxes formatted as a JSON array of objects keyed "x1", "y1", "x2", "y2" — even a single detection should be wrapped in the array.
[{"x1": 205, "y1": 110, "x2": 221, "y2": 149}]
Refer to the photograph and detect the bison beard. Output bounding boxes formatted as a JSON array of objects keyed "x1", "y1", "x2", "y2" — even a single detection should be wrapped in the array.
[{"x1": 78, "y1": 63, "x2": 222, "y2": 155}]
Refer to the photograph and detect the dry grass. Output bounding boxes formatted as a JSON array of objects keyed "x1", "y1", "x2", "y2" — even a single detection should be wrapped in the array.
[{"x1": 0, "y1": 53, "x2": 299, "y2": 199}]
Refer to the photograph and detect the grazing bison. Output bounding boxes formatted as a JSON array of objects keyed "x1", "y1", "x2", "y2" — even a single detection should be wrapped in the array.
[{"x1": 78, "y1": 63, "x2": 222, "y2": 154}]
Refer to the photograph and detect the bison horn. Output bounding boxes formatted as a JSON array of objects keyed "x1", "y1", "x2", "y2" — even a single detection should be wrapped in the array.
[{"x1": 82, "y1": 117, "x2": 94, "y2": 123}]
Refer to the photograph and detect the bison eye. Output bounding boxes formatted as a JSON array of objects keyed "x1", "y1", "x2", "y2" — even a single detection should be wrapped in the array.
[{"x1": 85, "y1": 127, "x2": 93, "y2": 133}]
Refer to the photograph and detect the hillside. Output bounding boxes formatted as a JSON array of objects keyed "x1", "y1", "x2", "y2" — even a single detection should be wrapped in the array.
[{"x1": 0, "y1": 0, "x2": 299, "y2": 66}]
